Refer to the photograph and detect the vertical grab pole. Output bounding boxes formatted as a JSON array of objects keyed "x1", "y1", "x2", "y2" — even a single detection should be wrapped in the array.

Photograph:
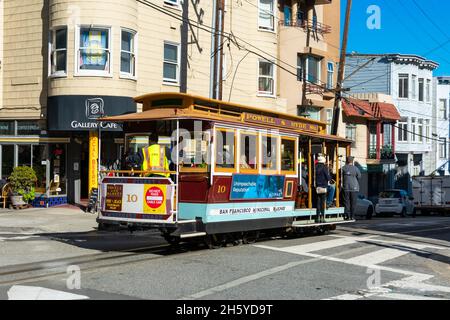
[
  {"x1": 175, "y1": 120, "x2": 180, "y2": 222},
  {"x1": 336, "y1": 143, "x2": 340, "y2": 209},
  {"x1": 308, "y1": 138, "x2": 312, "y2": 209}
]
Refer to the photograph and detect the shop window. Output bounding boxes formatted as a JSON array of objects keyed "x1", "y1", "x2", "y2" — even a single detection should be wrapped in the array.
[
  {"x1": 261, "y1": 135, "x2": 278, "y2": 171},
  {"x1": 1, "y1": 145, "x2": 14, "y2": 180},
  {"x1": 18, "y1": 145, "x2": 32, "y2": 167},
  {"x1": 215, "y1": 129, "x2": 236, "y2": 171},
  {"x1": 17, "y1": 121, "x2": 41, "y2": 136},
  {"x1": 33, "y1": 145, "x2": 48, "y2": 194},
  {"x1": 239, "y1": 132, "x2": 258, "y2": 172},
  {"x1": 0, "y1": 121, "x2": 14, "y2": 136},
  {"x1": 281, "y1": 138, "x2": 296, "y2": 173},
  {"x1": 50, "y1": 144, "x2": 66, "y2": 195}
]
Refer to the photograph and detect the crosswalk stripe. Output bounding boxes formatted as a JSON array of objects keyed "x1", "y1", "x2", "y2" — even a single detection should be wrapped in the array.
[
  {"x1": 345, "y1": 248, "x2": 409, "y2": 266},
  {"x1": 255, "y1": 237, "x2": 357, "y2": 255},
  {"x1": 7, "y1": 285, "x2": 89, "y2": 300},
  {"x1": 377, "y1": 293, "x2": 446, "y2": 300}
]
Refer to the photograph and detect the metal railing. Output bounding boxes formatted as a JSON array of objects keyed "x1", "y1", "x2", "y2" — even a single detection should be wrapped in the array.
[{"x1": 279, "y1": 17, "x2": 332, "y2": 34}]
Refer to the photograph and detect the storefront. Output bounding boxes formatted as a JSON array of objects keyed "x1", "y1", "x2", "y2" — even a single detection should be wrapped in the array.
[
  {"x1": 47, "y1": 95, "x2": 136, "y2": 204},
  {"x1": 0, "y1": 120, "x2": 71, "y2": 206}
]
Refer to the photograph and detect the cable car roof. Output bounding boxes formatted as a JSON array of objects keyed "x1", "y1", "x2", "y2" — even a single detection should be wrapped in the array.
[{"x1": 100, "y1": 92, "x2": 352, "y2": 144}]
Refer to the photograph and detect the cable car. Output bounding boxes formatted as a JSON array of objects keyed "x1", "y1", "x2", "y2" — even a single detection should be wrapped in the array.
[{"x1": 97, "y1": 93, "x2": 353, "y2": 247}]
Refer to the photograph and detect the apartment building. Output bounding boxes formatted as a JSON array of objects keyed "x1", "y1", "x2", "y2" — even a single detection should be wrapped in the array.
[
  {"x1": 0, "y1": 0, "x2": 339, "y2": 205},
  {"x1": 433, "y1": 76, "x2": 450, "y2": 175},
  {"x1": 339, "y1": 93, "x2": 400, "y2": 201},
  {"x1": 344, "y1": 53, "x2": 439, "y2": 194},
  {"x1": 278, "y1": 0, "x2": 339, "y2": 132}
]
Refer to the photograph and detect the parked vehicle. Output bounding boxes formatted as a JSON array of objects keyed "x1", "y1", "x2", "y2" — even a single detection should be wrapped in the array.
[
  {"x1": 375, "y1": 189, "x2": 415, "y2": 217},
  {"x1": 355, "y1": 194, "x2": 374, "y2": 219},
  {"x1": 412, "y1": 176, "x2": 450, "y2": 215}
]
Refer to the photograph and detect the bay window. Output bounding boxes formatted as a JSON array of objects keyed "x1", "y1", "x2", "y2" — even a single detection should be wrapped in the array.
[
  {"x1": 49, "y1": 27, "x2": 67, "y2": 76},
  {"x1": 77, "y1": 27, "x2": 111, "y2": 76},
  {"x1": 121, "y1": 29, "x2": 136, "y2": 78}
]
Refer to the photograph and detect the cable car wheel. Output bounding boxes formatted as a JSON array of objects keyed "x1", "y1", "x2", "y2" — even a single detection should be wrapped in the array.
[
  {"x1": 242, "y1": 230, "x2": 260, "y2": 244},
  {"x1": 163, "y1": 234, "x2": 181, "y2": 246},
  {"x1": 205, "y1": 234, "x2": 227, "y2": 249}
]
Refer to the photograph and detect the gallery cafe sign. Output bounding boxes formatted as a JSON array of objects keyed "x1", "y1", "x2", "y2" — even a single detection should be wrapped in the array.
[{"x1": 47, "y1": 95, "x2": 136, "y2": 131}]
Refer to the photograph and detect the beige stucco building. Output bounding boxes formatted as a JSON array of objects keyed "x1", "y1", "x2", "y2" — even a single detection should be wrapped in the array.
[{"x1": 0, "y1": 0, "x2": 339, "y2": 205}]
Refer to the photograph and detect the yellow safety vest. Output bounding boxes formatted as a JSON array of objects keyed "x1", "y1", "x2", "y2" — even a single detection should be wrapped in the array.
[{"x1": 142, "y1": 144, "x2": 170, "y2": 177}]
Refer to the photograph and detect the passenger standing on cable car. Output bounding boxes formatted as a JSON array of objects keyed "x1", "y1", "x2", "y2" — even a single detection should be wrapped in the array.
[
  {"x1": 141, "y1": 132, "x2": 170, "y2": 178},
  {"x1": 315, "y1": 155, "x2": 331, "y2": 223},
  {"x1": 342, "y1": 156, "x2": 361, "y2": 220}
]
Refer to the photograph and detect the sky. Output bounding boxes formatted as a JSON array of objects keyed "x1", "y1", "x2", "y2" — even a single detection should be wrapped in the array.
[{"x1": 341, "y1": 0, "x2": 450, "y2": 76}]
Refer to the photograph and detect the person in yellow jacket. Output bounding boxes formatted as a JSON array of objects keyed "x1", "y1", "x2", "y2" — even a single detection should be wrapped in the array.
[{"x1": 141, "y1": 133, "x2": 170, "y2": 177}]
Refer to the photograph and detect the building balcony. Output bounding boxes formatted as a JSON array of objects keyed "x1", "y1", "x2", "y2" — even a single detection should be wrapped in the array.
[
  {"x1": 367, "y1": 145, "x2": 396, "y2": 164},
  {"x1": 279, "y1": 18, "x2": 332, "y2": 34},
  {"x1": 305, "y1": 82, "x2": 326, "y2": 95}
]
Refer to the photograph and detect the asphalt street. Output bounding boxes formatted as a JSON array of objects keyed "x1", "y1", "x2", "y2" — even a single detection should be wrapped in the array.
[{"x1": 0, "y1": 208, "x2": 449, "y2": 300}]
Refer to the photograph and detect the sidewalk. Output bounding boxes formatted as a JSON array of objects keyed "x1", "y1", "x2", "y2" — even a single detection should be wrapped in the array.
[{"x1": 0, "y1": 205, "x2": 98, "y2": 234}]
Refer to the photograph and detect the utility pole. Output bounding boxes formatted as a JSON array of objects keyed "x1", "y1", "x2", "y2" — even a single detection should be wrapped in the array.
[
  {"x1": 331, "y1": 0, "x2": 352, "y2": 136},
  {"x1": 180, "y1": 0, "x2": 189, "y2": 93},
  {"x1": 212, "y1": 0, "x2": 225, "y2": 100}
]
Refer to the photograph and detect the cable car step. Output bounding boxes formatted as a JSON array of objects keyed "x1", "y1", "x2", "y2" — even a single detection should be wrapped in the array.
[
  {"x1": 292, "y1": 220, "x2": 355, "y2": 228},
  {"x1": 179, "y1": 232, "x2": 207, "y2": 239}
]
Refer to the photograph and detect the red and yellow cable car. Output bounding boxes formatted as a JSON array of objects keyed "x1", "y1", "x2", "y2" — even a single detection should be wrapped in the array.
[{"x1": 97, "y1": 93, "x2": 352, "y2": 246}]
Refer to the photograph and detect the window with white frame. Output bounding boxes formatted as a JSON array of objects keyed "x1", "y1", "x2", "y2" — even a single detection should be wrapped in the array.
[
  {"x1": 258, "y1": 60, "x2": 275, "y2": 96},
  {"x1": 77, "y1": 27, "x2": 111, "y2": 75},
  {"x1": 411, "y1": 75, "x2": 417, "y2": 99},
  {"x1": 327, "y1": 62, "x2": 334, "y2": 89},
  {"x1": 398, "y1": 74, "x2": 409, "y2": 98},
  {"x1": 439, "y1": 99, "x2": 447, "y2": 119},
  {"x1": 258, "y1": 0, "x2": 275, "y2": 31},
  {"x1": 419, "y1": 78, "x2": 424, "y2": 102},
  {"x1": 439, "y1": 138, "x2": 447, "y2": 159},
  {"x1": 398, "y1": 117, "x2": 408, "y2": 142},
  {"x1": 418, "y1": 119, "x2": 423, "y2": 142},
  {"x1": 425, "y1": 119, "x2": 430, "y2": 143},
  {"x1": 163, "y1": 42, "x2": 180, "y2": 84},
  {"x1": 121, "y1": 29, "x2": 136, "y2": 77},
  {"x1": 49, "y1": 27, "x2": 67, "y2": 76},
  {"x1": 426, "y1": 79, "x2": 431, "y2": 102},
  {"x1": 411, "y1": 117, "x2": 417, "y2": 142}
]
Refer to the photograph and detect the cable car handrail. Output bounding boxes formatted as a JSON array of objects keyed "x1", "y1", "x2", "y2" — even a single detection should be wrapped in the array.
[{"x1": 99, "y1": 170, "x2": 178, "y2": 175}]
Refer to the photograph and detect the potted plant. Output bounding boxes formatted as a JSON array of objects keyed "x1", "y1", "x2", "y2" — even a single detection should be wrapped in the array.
[{"x1": 8, "y1": 166, "x2": 37, "y2": 207}]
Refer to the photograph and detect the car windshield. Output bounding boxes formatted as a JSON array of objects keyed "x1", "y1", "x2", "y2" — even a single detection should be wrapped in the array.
[{"x1": 379, "y1": 191, "x2": 401, "y2": 198}]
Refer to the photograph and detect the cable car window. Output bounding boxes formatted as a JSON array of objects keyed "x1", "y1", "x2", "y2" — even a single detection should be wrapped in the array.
[
  {"x1": 261, "y1": 135, "x2": 278, "y2": 171},
  {"x1": 239, "y1": 132, "x2": 258, "y2": 172},
  {"x1": 179, "y1": 130, "x2": 210, "y2": 171},
  {"x1": 215, "y1": 129, "x2": 236, "y2": 171},
  {"x1": 281, "y1": 138, "x2": 296, "y2": 173}
]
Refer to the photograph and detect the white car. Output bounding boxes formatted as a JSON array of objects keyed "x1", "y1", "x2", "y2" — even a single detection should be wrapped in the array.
[
  {"x1": 375, "y1": 189, "x2": 415, "y2": 217},
  {"x1": 354, "y1": 194, "x2": 375, "y2": 219}
]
